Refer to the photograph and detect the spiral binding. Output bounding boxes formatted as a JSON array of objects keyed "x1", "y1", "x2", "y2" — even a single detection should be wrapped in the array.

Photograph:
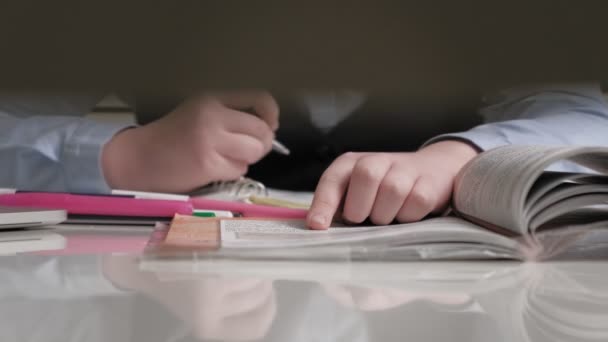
[{"x1": 193, "y1": 177, "x2": 268, "y2": 200}]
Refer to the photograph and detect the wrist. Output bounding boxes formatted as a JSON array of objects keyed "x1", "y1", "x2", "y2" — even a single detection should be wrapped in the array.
[
  {"x1": 101, "y1": 126, "x2": 151, "y2": 190},
  {"x1": 420, "y1": 140, "x2": 479, "y2": 173}
]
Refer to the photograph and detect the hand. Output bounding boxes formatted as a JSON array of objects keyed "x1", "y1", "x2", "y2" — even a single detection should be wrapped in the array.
[
  {"x1": 102, "y1": 255, "x2": 277, "y2": 341},
  {"x1": 306, "y1": 140, "x2": 478, "y2": 229},
  {"x1": 102, "y1": 90, "x2": 279, "y2": 193},
  {"x1": 323, "y1": 284, "x2": 472, "y2": 311}
]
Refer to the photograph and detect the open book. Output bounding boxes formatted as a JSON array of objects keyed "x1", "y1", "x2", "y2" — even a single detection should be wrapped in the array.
[
  {"x1": 150, "y1": 145, "x2": 608, "y2": 261},
  {"x1": 190, "y1": 177, "x2": 313, "y2": 209}
]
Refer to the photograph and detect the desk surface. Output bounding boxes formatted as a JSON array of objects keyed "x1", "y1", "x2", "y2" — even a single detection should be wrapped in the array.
[{"x1": 1, "y1": 227, "x2": 607, "y2": 342}]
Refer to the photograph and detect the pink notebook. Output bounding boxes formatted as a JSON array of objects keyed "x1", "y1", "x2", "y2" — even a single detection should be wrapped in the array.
[
  {"x1": 190, "y1": 197, "x2": 308, "y2": 219},
  {"x1": 0, "y1": 192, "x2": 193, "y2": 217},
  {"x1": 34, "y1": 234, "x2": 149, "y2": 255},
  {"x1": 0, "y1": 191, "x2": 307, "y2": 220}
]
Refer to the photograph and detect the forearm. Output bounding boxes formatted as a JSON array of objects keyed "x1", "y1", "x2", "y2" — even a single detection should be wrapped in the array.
[
  {"x1": 427, "y1": 82, "x2": 608, "y2": 150},
  {"x1": 0, "y1": 114, "x2": 130, "y2": 193},
  {"x1": 0, "y1": 256, "x2": 126, "y2": 298}
]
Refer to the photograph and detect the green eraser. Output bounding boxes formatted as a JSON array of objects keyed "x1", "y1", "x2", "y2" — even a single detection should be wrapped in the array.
[{"x1": 193, "y1": 211, "x2": 216, "y2": 218}]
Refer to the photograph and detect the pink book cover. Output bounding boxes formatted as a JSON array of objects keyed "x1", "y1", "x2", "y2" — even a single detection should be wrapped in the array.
[
  {"x1": 190, "y1": 197, "x2": 308, "y2": 219},
  {"x1": 0, "y1": 192, "x2": 193, "y2": 217}
]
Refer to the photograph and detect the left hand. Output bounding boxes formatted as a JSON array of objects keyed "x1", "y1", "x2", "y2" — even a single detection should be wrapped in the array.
[
  {"x1": 102, "y1": 255, "x2": 277, "y2": 341},
  {"x1": 306, "y1": 140, "x2": 478, "y2": 229}
]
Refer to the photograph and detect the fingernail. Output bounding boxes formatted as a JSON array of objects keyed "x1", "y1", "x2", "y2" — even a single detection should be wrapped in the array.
[{"x1": 308, "y1": 213, "x2": 326, "y2": 227}]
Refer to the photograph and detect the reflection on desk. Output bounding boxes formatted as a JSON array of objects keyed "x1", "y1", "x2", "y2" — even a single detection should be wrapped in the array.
[{"x1": 1, "y1": 249, "x2": 607, "y2": 342}]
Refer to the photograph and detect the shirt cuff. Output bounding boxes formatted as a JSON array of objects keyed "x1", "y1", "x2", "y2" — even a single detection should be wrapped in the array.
[
  {"x1": 62, "y1": 120, "x2": 133, "y2": 194},
  {"x1": 421, "y1": 125, "x2": 511, "y2": 152}
]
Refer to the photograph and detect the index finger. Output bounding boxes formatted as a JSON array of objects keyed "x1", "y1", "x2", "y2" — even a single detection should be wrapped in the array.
[
  {"x1": 307, "y1": 153, "x2": 362, "y2": 230},
  {"x1": 215, "y1": 90, "x2": 279, "y2": 131}
]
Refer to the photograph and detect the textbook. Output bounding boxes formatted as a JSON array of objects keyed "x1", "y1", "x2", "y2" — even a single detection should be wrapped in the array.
[
  {"x1": 190, "y1": 177, "x2": 313, "y2": 209},
  {"x1": 149, "y1": 145, "x2": 608, "y2": 261}
]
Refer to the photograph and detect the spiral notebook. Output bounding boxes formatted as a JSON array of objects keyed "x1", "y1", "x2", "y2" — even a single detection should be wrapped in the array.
[{"x1": 190, "y1": 177, "x2": 313, "y2": 210}]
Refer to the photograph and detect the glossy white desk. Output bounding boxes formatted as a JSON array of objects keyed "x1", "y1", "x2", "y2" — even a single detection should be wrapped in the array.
[{"x1": 0, "y1": 226, "x2": 607, "y2": 342}]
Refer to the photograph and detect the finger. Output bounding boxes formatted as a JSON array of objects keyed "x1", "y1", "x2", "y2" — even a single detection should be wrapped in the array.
[
  {"x1": 215, "y1": 90, "x2": 279, "y2": 131},
  {"x1": 225, "y1": 117, "x2": 274, "y2": 155},
  {"x1": 307, "y1": 152, "x2": 361, "y2": 230},
  {"x1": 221, "y1": 278, "x2": 271, "y2": 297},
  {"x1": 342, "y1": 155, "x2": 392, "y2": 224},
  {"x1": 369, "y1": 164, "x2": 415, "y2": 225},
  {"x1": 395, "y1": 176, "x2": 440, "y2": 223},
  {"x1": 222, "y1": 109, "x2": 274, "y2": 145},
  {"x1": 216, "y1": 132, "x2": 269, "y2": 164}
]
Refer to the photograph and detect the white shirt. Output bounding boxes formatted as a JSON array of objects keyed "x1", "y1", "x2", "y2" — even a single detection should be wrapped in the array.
[{"x1": 1, "y1": 83, "x2": 608, "y2": 193}]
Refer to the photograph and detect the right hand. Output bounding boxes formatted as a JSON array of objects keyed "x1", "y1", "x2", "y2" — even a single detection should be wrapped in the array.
[
  {"x1": 102, "y1": 90, "x2": 279, "y2": 193},
  {"x1": 306, "y1": 141, "x2": 478, "y2": 229},
  {"x1": 102, "y1": 255, "x2": 277, "y2": 341},
  {"x1": 322, "y1": 283, "x2": 471, "y2": 311}
]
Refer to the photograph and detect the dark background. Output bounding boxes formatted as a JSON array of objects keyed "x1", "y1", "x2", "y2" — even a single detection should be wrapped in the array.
[{"x1": 1, "y1": 0, "x2": 607, "y2": 99}]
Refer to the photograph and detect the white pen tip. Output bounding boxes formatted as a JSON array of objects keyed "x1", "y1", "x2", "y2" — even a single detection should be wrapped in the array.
[{"x1": 272, "y1": 140, "x2": 291, "y2": 155}]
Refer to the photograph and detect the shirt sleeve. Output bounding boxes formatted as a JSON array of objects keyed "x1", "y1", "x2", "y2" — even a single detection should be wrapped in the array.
[
  {"x1": 424, "y1": 82, "x2": 608, "y2": 151},
  {"x1": 0, "y1": 256, "x2": 126, "y2": 299},
  {"x1": 0, "y1": 113, "x2": 131, "y2": 193}
]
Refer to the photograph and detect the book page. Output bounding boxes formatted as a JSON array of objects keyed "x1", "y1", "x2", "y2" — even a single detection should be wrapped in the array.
[
  {"x1": 266, "y1": 188, "x2": 314, "y2": 205},
  {"x1": 524, "y1": 172, "x2": 589, "y2": 211},
  {"x1": 219, "y1": 217, "x2": 520, "y2": 254},
  {"x1": 249, "y1": 188, "x2": 313, "y2": 209},
  {"x1": 453, "y1": 146, "x2": 608, "y2": 236},
  {"x1": 153, "y1": 215, "x2": 521, "y2": 260}
]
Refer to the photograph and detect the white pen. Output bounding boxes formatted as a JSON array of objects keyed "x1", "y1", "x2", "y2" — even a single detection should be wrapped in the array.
[
  {"x1": 241, "y1": 107, "x2": 290, "y2": 155},
  {"x1": 272, "y1": 140, "x2": 291, "y2": 155}
]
